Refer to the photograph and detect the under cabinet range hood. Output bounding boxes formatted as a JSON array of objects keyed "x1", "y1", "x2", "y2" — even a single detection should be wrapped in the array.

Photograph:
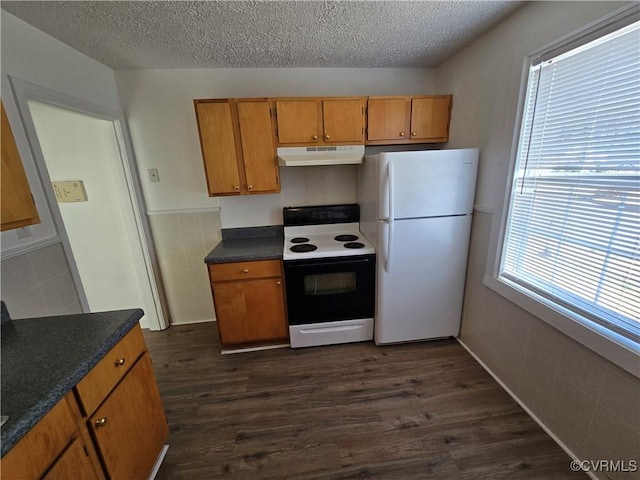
[{"x1": 277, "y1": 145, "x2": 365, "y2": 166}]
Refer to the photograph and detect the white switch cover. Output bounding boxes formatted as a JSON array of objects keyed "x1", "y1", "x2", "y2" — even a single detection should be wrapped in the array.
[
  {"x1": 52, "y1": 180, "x2": 88, "y2": 202},
  {"x1": 148, "y1": 168, "x2": 160, "y2": 183}
]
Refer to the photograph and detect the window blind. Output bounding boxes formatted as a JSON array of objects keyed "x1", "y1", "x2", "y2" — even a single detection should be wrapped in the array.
[{"x1": 501, "y1": 22, "x2": 640, "y2": 340}]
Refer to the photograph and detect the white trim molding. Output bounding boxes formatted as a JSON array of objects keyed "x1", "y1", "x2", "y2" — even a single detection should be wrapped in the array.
[{"x1": 146, "y1": 207, "x2": 221, "y2": 216}]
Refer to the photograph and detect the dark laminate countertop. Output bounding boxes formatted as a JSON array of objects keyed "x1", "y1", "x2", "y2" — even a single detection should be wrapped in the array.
[
  {"x1": 204, "y1": 225, "x2": 283, "y2": 264},
  {"x1": 0, "y1": 308, "x2": 144, "y2": 457}
]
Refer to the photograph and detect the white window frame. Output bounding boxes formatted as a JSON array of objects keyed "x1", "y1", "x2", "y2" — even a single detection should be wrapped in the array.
[{"x1": 483, "y1": 5, "x2": 640, "y2": 378}]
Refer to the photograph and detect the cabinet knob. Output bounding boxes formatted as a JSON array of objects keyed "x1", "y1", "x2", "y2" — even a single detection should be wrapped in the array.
[
  {"x1": 312, "y1": 135, "x2": 318, "y2": 140},
  {"x1": 411, "y1": 131, "x2": 417, "y2": 136},
  {"x1": 248, "y1": 185, "x2": 253, "y2": 190},
  {"x1": 114, "y1": 358, "x2": 126, "y2": 367},
  {"x1": 276, "y1": 281, "x2": 281, "y2": 285},
  {"x1": 325, "y1": 134, "x2": 330, "y2": 140},
  {"x1": 95, "y1": 417, "x2": 108, "y2": 428},
  {"x1": 399, "y1": 132, "x2": 405, "y2": 137},
  {"x1": 233, "y1": 185, "x2": 240, "y2": 190},
  {"x1": 242, "y1": 269, "x2": 249, "y2": 273}
]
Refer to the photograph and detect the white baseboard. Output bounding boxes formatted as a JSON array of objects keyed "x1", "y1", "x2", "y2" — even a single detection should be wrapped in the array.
[
  {"x1": 456, "y1": 338, "x2": 599, "y2": 480},
  {"x1": 221, "y1": 343, "x2": 290, "y2": 355},
  {"x1": 169, "y1": 318, "x2": 216, "y2": 326},
  {"x1": 147, "y1": 444, "x2": 169, "y2": 480}
]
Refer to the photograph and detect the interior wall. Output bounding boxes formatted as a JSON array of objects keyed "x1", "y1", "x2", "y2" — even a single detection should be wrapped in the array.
[
  {"x1": 115, "y1": 68, "x2": 435, "y2": 324},
  {"x1": 435, "y1": 2, "x2": 639, "y2": 476},
  {"x1": 28, "y1": 102, "x2": 155, "y2": 329}
]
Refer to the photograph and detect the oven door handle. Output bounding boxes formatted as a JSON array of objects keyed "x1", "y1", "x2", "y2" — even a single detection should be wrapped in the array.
[{"x1": 286, "y1": 258, "x2": 373, "y2": 269}]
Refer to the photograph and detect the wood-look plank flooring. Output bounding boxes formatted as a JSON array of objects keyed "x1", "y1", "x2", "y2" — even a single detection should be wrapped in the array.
[{"x1": 143, "y1": 323, "x2": 585, "y2": 479}]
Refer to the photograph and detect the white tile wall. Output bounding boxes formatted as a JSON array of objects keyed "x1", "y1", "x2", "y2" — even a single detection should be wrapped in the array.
[
  {"x1": 1, "y1": 243, "x2": 82, "y2": 318},
  {"x1": 149, "y1": 210, "x2": 220, "y2": 325}
]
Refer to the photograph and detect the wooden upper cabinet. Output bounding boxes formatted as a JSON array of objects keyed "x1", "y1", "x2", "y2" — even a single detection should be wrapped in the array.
[
  {"x1": 194, "y1": 100, "x2": 242, "y2": 195},
  {"x1": 195, "y1": 99, "x2": 279, "y2": 196},
  {"x1": 274, "y1": 100, "x2": 320, "y2": 144},
  {"x1": 410, "y1": 96, "x2": 452, "y2": 141},
  {"x1": 1, "y1": 101, "x2": 40, "y2": 232},
  {"x1": 236, "y1": 100, "x2": 279, "y2": 193},
  {"x1": 275, "y1": 97, "x2": 365, "y2": 146},
  {"x1": 366, "y1": 95, "x2": 452, "y2": 144},
  {"x1": 322, "y1": 99, "x2": 364, "y2": 143},
  {"x1": 366, "y1": 97, "x2": 408, "y2": 142}
]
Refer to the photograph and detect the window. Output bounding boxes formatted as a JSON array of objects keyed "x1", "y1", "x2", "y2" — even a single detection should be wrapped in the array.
[{"x1": 499, "y1": 20, "x2": 640, "y2": 344}]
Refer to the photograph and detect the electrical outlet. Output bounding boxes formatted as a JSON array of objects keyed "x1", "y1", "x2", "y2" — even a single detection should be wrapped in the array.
[{"x1": 148, "y1": 168, "x2": 160, "y2": 183}]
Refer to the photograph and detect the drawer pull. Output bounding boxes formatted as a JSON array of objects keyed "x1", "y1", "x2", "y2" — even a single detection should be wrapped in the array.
[
  {"x1": 242, "y1": 269, "x2": 249, "y2": 273},
  {"x1": 95, "y1": 417, "x2": 108, "y2": 428},
  {"x1": 114, "y1": 358, "x2": 126, "y2": 367}
]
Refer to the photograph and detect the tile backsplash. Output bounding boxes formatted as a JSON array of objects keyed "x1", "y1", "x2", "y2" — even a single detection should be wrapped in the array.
[
  {"x1": 1, "y1": 242, "x2": 82, "y2": 318},
  {"x1": 148, "y1": 210, "x2": 221, "y2": 325}
]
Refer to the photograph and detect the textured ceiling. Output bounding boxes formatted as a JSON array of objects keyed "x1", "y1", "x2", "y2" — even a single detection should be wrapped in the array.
[{"x1": 1, "y1": 1, "x2": 524, "y2": 70}]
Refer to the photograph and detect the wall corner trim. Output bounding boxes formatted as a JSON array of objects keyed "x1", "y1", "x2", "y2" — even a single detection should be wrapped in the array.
[{"x1": 473, "y1": 204, "x2": 494, "y2": 214}]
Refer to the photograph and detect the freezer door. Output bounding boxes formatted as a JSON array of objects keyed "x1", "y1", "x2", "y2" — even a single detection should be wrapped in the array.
[
  {"x1": 375, "y1": 215, "x2": 472, "y2": 344},
  {"x1": 383, "y1": 149, "x2": 479, "y2": 219}
]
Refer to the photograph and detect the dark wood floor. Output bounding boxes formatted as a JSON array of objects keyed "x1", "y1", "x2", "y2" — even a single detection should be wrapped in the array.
[{"x1": 143, "y1": 323, "x2": 584, "y2": 480}]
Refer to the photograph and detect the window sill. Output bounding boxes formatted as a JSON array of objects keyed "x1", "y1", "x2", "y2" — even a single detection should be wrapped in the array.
[{"x1": 482, "y1": 273, "x2": 640, "y2": 378}]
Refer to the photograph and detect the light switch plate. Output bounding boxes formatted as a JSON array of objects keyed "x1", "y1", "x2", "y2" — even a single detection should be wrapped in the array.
[{"x1": 52, "y1": 180, "x2": 88, "y2": 202}]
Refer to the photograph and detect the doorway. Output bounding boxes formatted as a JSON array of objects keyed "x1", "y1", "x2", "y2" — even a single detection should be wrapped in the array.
[{"x1": 7, "y1": 76, "x2": 167, "y2": 331}]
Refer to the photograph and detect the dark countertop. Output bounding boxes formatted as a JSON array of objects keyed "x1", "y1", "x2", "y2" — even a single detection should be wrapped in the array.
[
  {"x1": 0, "y1": 308, "x2": 144, "y2": 457},
  {"x1": 205, "y1": 225, "x2": 283, "y2": 264}
]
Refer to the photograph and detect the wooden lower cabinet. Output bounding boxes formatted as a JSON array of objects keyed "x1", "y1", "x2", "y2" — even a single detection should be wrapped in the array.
[
  {"x1": 0, "y1": 393, "x2": 103, "y2": 480},
  {"x1": 89, "y1": 353, "x2": 168, "y2": 479},
  {"x1": 43, "y1": 437, "x2": 100, "y2": 480},
  {"x1": 0, "y1": 325, "x2": 168, "y2": 480},
  {"x1": 208, "y1": 260, "x2": 289, "y2": 346}
]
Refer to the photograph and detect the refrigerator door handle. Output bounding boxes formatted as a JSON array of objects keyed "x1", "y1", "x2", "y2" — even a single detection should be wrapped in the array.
[
  {"x1": 387, "y1": 218, "x2": 394, "y2": 272},
  {"x1": 387, "y1": 161, "x2": 395, "y2": 222}
]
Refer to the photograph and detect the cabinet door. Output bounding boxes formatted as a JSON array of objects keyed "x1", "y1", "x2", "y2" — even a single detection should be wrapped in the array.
[
  {"x1": 366, "y1": 97, "x2": 408, "y2": 141},
  {"x1": 213, "y1": 277, "x2": 288, "y2": 345},
  {"x1": 275, "y1": 100, "x2": 320, "y2": 144},
  {"x1": 410, "y1": 96, "x2": 451, "y2": 141},
  {"x1": 90, "y1": 353, "x2": 168, "y2": 480},
  {"x1": 1, "y1": 102, "x2": 40, "y2": 231},
  {"x1": 195, "y1": 100, "x2": 242, "y2": 195},
  {"x1": 1, "y1": 396, "x2": 77, "y2": 480},
  {"x1": 43, "y1": 437, "x2": 100, "y2": 480},
  {"x1": 322, "y1": 99, "x2": 364, "y2": 144},
  {"x1": 237, "y1": 101, "x2": 279, "y2": 194}
]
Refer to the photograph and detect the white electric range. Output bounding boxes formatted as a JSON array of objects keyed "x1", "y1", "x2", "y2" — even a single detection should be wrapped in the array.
[{"x1": 282, "y1": 204, "x2": 376, "y2": 348}]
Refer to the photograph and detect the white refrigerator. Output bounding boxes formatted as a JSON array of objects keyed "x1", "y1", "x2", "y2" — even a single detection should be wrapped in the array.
[{"x1": 357, "y1": 149, "x2": 479, "y2": 344}]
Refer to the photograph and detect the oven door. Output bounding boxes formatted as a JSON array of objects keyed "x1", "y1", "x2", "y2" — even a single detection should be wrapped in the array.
[{"x1": 283, "y1": 254, "x2": 375, "y2": 325}]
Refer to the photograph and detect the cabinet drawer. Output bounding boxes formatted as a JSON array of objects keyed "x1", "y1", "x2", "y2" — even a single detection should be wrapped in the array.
[
  {"x1": 209, "y1": 259, "x2": 281, "y2": 282},
  {"x1": 1, "y1": 396, "x2": 77, "y2": 480},
  {"x1": 75, "y1": 325, "x2": 146, "y2": 416}
]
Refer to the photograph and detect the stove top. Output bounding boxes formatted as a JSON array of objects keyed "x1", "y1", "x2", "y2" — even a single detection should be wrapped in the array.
[{"x1": 283, "y1": 222, "x2": 375, "y2": 260}]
